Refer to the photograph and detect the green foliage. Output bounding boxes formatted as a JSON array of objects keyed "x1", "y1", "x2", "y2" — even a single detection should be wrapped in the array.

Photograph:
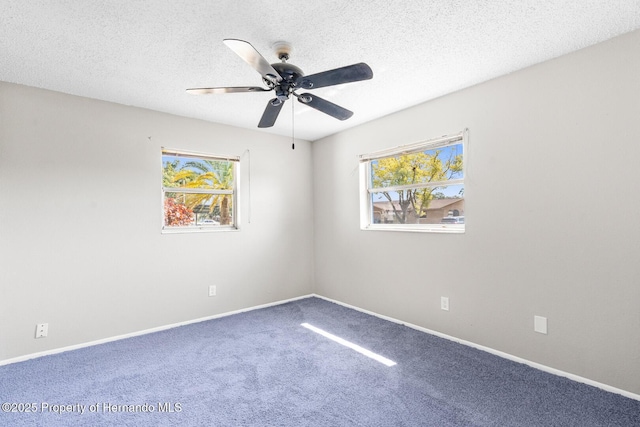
[
  {"x1": 371, "y1": 148, "x2": 462, "y2": 223},
  {"x1": 162, "y1": 160, "x2": 181, "y2": 188}
]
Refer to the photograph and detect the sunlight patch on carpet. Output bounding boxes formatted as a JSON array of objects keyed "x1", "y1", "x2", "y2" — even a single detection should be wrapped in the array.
[{"x1": 301, "y1": 323, "x2": 397, "y2": 367}]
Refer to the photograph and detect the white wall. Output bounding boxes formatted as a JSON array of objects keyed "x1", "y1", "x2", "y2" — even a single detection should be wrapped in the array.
[
  {"x1": 0, "y1": 83, "x2": 315, "y2": 360},
  {"x1": 312, "y1": 29, "x2": 640, "y2": 394}
]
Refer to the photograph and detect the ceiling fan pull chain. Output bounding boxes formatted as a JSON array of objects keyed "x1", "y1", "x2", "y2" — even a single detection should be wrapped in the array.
[{"x1": 291, "y1": 97, "x2": 295, "y2": 150}]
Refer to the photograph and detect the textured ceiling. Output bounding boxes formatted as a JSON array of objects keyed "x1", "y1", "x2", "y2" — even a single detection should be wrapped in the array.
[{"x1": 2, "y1": 1, "x2": 640, "y2": 141}]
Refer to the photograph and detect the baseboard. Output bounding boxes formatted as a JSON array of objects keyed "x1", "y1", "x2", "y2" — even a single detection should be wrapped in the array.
[
  {"x1": 312, "y1": 294, "x2": 640, "y2": 402},
  {"x1": 0, "y1": 294, "x2": 314, "y2": 367}
]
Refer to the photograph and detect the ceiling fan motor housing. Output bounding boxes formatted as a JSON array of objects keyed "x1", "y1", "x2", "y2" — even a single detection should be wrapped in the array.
[{"x1": 271, "y1": 62, "x2": 304, "y2": 101}]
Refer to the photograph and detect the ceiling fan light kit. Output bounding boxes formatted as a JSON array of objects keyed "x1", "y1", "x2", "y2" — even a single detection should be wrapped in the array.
[{"x1": 187, "y1": 39, "x2": 373, "y2": 128}]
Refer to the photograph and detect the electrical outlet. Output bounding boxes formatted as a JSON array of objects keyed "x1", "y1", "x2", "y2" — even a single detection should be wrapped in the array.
[
  {"x1": 35, "y1": 323, "x2": 48, "y2": 338},
  {"x1": 208, "y1": 285, "x2": 216, "y2": 297},
  {"x1": 440, "y1": 297, "x2": 450, "y2": 311},
  {"x1": 534, "y1": 316, "x2": 547, "y2": 334}
]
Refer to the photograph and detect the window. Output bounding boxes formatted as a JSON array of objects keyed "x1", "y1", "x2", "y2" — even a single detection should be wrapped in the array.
[
  {"x1": 161, "y1": 149, "x2": 239, "y2": 232},
  {"x1": 359, "y1": 130, "x2": 466, "y2": 233}
]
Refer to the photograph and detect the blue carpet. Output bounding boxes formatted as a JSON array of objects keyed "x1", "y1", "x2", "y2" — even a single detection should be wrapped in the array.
[{"x1": 1, "y1": 297, "x2": 638, "y2": 426}]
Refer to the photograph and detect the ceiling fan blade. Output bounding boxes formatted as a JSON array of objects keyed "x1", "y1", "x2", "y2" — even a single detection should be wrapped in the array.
[
  {"x1": 296, "y1": 63, "x2": 373, "y2": 90},
  {"x1": 258, "y1": 98, "x2": 285, "y2": 128},
  {"x1": 186, "y1": 86, "x2": 270, "y2": 95},
  {"x1": 223, "y1": 39, "x2": 282, "y2": 84},
  {"x1": 297, "y1": 93, "x2": 353, "y2": 120}
]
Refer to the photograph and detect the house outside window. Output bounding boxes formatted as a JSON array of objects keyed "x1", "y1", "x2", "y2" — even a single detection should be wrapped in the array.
[
  {"x1": 161, "y1": 149, "x2": 240, "y2": 233},
  {"x1": 359, "y1": 130, "x2": 466, "y2": 233}
]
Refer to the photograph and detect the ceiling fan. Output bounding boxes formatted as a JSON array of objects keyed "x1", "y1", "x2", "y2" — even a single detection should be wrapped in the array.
[{"x1": 187, "y1": 39, "x2": 373, "y2": 128}]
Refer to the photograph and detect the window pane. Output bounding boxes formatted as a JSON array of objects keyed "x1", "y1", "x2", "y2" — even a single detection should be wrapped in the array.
[
  {"x1": 162, "y1": 149, "x2": 238, "y2": 232},
  {"x1": 164, "y1": 192, "x2": 234, "y2": 227},
  {"x1": 371, "y1": 142, "x2": 463, "y2": 188},
  {"x1": 370, "y1": 186, "x2": 464, "y2": 225},
  {"x1": 162, "y1": 155, "x2": 234, "y2": 190}
]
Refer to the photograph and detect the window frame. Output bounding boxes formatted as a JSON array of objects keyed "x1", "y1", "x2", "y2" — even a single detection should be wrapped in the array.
[
  {"x1": 161, "y1": 148, "x2": 240, "y2": 234},
  {"x1": 359, "y1": 130, "x2": 467, "y2": 233}
]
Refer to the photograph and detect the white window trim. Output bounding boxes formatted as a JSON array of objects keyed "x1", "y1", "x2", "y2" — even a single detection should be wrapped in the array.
[
  {"x1": 359, "y1": 130, "x2": 467, "y2": 233},
  {"x1": 161, "y1": 148, "x2": 241, "y2": 234}
]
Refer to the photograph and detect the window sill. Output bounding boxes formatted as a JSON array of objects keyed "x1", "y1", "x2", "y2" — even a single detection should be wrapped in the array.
[
  {"x1": 361, "y1": 224, "x2": 464, "y2": 233},
  {"x1": 161, "y1": 225, "x2": 239, "y2": 234}
]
